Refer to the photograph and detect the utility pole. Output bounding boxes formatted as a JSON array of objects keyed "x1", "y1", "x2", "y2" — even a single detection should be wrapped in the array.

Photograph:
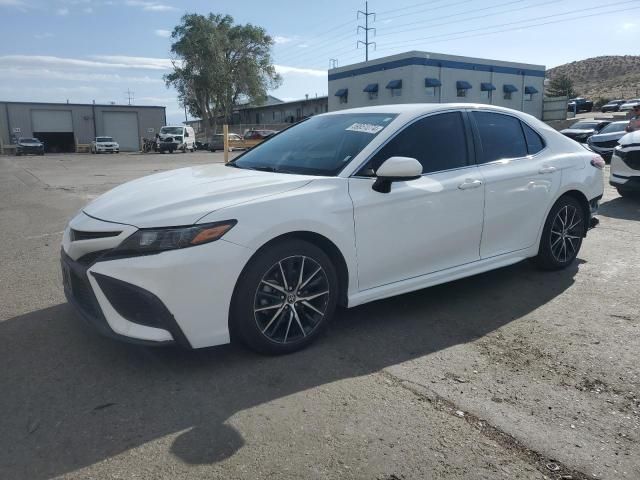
[
  {"x1": 124, "y1": 89, "x2": 135, "y2": 105},
  {"x1": 357, "y1": 1, "x2": 376, "y2": 62},
  {"x1": 184, "y1": 104, "x2": 188, "y2": 123}
]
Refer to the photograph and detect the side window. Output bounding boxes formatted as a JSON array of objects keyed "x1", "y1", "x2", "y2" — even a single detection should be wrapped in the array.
[
  {"x1": 472, "y1": 111, "x2": 528, "y2": 163},
  {"x1": 522, "y1": 122, "x2": 545, "y2": 154},
  {"x1": 365, "y1": 112, "x2": 468, "y2": 175}
]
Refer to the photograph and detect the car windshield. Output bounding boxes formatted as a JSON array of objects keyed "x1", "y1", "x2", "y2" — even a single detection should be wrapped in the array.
[
  {"x1": 160, "y1": 127, "x2": 183, "y2": 135},
  {"x1": 96, "y1": 137, "x2": 113, "y2": 142},
  {"x1": 598, "y1": 123, "x2": 628, "y2": 134},
  {"x1": 570, "y1": 122, "x2": 598, "y2": 129},
  {"x1": 19, "y1": 138, "x2": 39, "y2": 144},
  {"x1": 231, "y1": 113, "x2": 397, "y2": 176}
]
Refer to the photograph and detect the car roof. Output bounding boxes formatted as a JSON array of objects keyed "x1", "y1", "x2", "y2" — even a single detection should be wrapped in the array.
[{"x1": 323, "y1": 103, "x2": 531, "y2": 116}]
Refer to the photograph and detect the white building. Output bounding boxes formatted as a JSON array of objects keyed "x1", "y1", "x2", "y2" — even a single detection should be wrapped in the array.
[{"x1": 328, "y1": 51, "x2": 545, "y2": 118}]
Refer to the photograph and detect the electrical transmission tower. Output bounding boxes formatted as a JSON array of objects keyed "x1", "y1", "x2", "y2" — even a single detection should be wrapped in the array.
[
  {"x1": 357, "y1": 1, "x2": 376, "y2": 62},
  {"x1": 329, "y1": 58, "x2": 339, "y2": 69},
  {"x1": 124, "y1": 89, "x2": 135, "y2": 105}
]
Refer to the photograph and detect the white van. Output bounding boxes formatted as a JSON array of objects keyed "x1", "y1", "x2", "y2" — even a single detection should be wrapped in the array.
[{"x1": 157, "y1": 125, "x2": 196, "y2": 153}]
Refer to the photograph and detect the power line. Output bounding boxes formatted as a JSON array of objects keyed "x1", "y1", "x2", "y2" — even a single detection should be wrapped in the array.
[
  {"x1": 378, "y1": 0, "x2": 639, "y2": 49},
  {"x1": 357, "y1": 1, "x2": 376, "y2": 62},
  {"x1": 379, "y1": 0, "x2": 474, "y2": 23},
  {"x1": 378, "y1": 0, "x2": 529, "y2": 37},
  {"x1": 335, "y1": 4, "x2": 640, "y2": 65}
]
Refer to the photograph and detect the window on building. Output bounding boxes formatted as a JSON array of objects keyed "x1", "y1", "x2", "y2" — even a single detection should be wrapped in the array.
[
  {"x1": 363, "y1": 112, "x2": 468, "y2": 175},
  {"x1": 480, "y1": 83, "x2": 495, "y2": 100},
  {"x1": 472, "y1": 111, "x2": 528, "y2": 163},
  {"x1": 335, "y1": 88, "x2": 348, "y2": 105},
  {"x1": 363, "y1": 83, "x2": 379, "y2": 100},
  {"x1": 424, "y1": 78, "x2": 441, "y2": 98},
  {"x1": 524, "y1": 86, "x2": 538, "y2": 102},
  {"x1": 386, "y1": 80, "x2": 402, "y2": 97},
  {"x1": 456, "y1": 81, "x2": 472, "y2": 98},
  {"x1": 503, "y1": 84, "x2": 518, "y2": 100}
]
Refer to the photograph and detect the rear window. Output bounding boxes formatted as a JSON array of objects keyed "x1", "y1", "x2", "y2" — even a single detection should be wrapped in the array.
[
  {"x1": 522, "y1": 123, "x2": 545, "y2": 154},
  {"x1": 472, "y1": 111, "x2": 528, "y2": 163},
  {"x1": 570, "y1": 122, "x2": 598, "y2": 129}
]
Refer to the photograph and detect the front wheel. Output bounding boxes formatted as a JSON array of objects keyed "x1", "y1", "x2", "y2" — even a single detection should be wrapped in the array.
[
  {"x1": 533, "y1": 196, "x2": 586, "y2": 270},
  {"x1": 231, "y1": 239, "x2": 339, "y2": 354}
]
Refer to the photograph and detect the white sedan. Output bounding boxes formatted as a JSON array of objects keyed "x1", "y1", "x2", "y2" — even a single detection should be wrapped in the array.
[
  {"x1": 61, "y1": 104, "x2": 604, "y2": 354},
  {"x1": 91, "y1": 136, "x2": 120, "y2": 154}
]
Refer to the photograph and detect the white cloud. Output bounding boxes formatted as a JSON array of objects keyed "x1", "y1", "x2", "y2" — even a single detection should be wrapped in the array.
[
  {"x1": 56, "y1": 7, "x2": 69, "y2": 15},
  {"x1": 622, "y1": 22, "x2": 637, "y2": 30},
  {"x1": 0, "y1": 55, "x2": 173, "y2": 71},
  {"x1": 125, "y1": 0, "x2": 176, "y2": 11},
  {"x1": 0, "y1": 0, "x2": 28, "y2": 7},
  {"x1": 154, "y1": 29, "x2": 171, "y2": 38},
  {"x1": 273, "y1": 35, "x2": 293, "y2": 45},
  {"x1": 0, "y1": 67, "x2": 163, "y2": 84},
  {"x1": 298, "y1": 44, "x2": 309, "y2": 48},
  {"x1": 274, "y1": 64, "x2": 327, "y2": 78}
]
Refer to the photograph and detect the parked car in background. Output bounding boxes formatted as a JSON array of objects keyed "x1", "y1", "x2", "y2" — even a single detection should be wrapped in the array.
[
  {"x1": 60, "y1": 104, "x2": 604, "y2": 354},
  {"x1": 91, "y1": 136, "x2": 119, "y2": 154},
  {"x1": 620, "y1": 99, "x2": 640, "y2": 112},
  {"x1": 243, "y1": 129, "x2": 277, "y2": 148},
  {"x1": 600, "y1": 100, "x2": 627, "y2": 113},
  {"x1": 209, "y1": 133, "x2": 245, "y2": 152},
  {"x1": 586, "y1": 121, "x2": 629, "y2": 161},
  {"x1": 16, "y1": 137, "x2": 44, "y2": 156},
  {"x1": 195, "y1": 140, "x2": 208, "y2": 151},
  {"x1": 157, "y1": 125, "x2": 196, "y2": 153},
  {"x1": 560, "y1": 120, "x2": 610, "y2": 143},
  {"x1": 567, "y1": 98, "x2": 593, "y2": 113},
  {"x1": 610, "y1": 131, "x2": 640, "y2": 197}
]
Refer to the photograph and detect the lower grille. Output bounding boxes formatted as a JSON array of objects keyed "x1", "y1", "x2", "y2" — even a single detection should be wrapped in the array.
[
  {"x1": 591, "y1": 140, "x2": 619, "y2": 149},
  {"x1": 67, "y1": 264, "x2": 101, "y2": 318},
  {"x1": 619, "y1": 150, "x2": 640, "y2": 170}
]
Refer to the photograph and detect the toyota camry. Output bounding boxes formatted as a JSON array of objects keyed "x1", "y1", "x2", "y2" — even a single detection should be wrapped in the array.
[{"x1": 61, "y1": 104, "x2": 604, "y2": 354}]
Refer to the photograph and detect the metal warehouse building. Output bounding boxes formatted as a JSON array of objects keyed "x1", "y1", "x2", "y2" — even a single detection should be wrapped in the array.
[
  {"x1": 0, "y1": 101, "x2": 166, "y2": 152},
  {"x1": 328, "y1": 51, "x2": 545, "y2": 118}
]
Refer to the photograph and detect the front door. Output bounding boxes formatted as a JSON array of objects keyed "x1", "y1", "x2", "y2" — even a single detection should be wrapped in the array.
[{"x1": 348, "y1": 111, "x2": 485, "y2": 291}]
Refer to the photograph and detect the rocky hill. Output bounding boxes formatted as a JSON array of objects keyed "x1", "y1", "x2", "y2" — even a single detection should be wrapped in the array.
[{"x1": 546, "y1": 55, "x2": 640, "y2": 101}]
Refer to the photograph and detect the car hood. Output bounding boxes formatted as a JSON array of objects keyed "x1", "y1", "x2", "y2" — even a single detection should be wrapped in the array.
[
  {"x1": 560, "y1": 128, "x2": 594, "y2": 135},
  {"x1": 83, "y1": 164, "x2": 314, "y2": 228},
  {"x1": 619, "y1": 131, "x2": 640, "y2": 147},
  {"x1": 589, "y1": 131, "x2": 626, "y2": 142}
]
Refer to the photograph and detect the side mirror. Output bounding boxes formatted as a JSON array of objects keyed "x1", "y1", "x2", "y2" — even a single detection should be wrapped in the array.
[{"x1": 372, "y1": 156, "x2": 423, "y2": 193}]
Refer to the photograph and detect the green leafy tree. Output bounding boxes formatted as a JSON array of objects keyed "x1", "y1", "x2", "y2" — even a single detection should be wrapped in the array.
[
  {"x1": 164, "y1": 13, "x2": 282, "y2": 138},
  {"x1": 546, "y1": 73, "x2": 578, "y2": 98}
]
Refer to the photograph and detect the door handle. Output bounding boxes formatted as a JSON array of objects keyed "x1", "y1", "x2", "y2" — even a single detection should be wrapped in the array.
[
  {"x1": 458, "y1": 179, "x2": 483, "y2": 190},
  {"x1": 538, "y1": 166, "x2": 557, "y2": 174}
]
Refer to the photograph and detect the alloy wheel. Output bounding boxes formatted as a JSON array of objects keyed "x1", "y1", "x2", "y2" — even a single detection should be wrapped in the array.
[
  {"x1": 253, "y1": 255, "x2": 330, "y2": 344},
  {"x1": 550, "y1": 205, "x2": 583, "y2": 263}
]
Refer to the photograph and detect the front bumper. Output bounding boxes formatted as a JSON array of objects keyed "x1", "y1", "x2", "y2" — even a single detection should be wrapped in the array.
[
  {"x1": 610, "y1": 174, "x2": 640, "y2": 192},
  {"x1": 61, "y1": 212, "x2": 253, "y2": 348}
]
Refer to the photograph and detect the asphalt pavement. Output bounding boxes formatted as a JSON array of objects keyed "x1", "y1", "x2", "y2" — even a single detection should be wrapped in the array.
[{"x1": 1, "y1": 152, "x2": 638, "y2": 480}]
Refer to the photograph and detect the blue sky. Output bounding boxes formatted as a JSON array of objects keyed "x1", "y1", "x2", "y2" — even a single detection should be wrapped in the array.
[{"x1": 1, "y1": 0, "x2": 638, "y2": 123}]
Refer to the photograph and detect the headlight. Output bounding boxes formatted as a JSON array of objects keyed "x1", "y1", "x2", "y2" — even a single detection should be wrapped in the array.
[{"x1": 109, "y1": 220, "x2": 237, "y2": 257}]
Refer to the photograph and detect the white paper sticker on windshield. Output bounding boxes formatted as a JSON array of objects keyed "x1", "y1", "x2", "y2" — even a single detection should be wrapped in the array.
[{"x1": 346, "y1": 123, "x2": 384, "y2": 134}]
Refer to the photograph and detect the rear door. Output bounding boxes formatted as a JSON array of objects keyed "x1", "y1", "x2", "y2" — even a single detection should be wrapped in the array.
[
  {"x1": 349, "y1": 111, "x2": 485, "y2": 291},
  {"x1": 470, "y1": 111, "x2": 561, "y2": 258}
]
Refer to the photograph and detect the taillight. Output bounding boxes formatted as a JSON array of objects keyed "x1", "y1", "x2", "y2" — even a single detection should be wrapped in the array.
[{"x1": 590, "y1": 156, "x2": 605, "y2": 169}]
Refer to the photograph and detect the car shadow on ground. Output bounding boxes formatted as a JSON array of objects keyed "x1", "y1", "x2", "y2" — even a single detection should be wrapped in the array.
[
  {"x1": 0, "y1": 260, "x2": 579, "y2": 479},
  {"x1": 599, "y1": 196, "x2": 640, "y2": 221}
]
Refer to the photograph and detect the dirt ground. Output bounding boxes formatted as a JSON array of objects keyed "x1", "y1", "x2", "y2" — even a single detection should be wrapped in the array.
[{"x1": 0, "y1": 152, "x2": 638, "y2": 480}]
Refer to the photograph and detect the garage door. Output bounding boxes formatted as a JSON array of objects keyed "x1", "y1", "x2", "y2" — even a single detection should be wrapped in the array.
[
  {"x1": 102, "y1": 112, "x2": 139, "y2": 151},
  {"x1": 31, "y1": 110, "x2": 73, "y2": 132}
]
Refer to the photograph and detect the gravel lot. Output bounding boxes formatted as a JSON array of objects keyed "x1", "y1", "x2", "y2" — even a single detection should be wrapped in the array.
[{"x1": 1, "y1": 152, "x2": 639, "y2": 480}]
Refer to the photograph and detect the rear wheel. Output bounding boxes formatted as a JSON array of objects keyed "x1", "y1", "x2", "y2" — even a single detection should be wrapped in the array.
[
  {"x1": 231, "y1": 239, "x2": 339, "y2": 354},
  {"x1": 533, "y1": 195, "x2": 586, "y2": 270}
]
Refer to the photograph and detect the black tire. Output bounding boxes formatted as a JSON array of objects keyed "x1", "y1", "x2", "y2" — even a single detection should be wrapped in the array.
[
  {"x1": 230, "y1": 239, "x2": 339, "y2": 355},
  {"x1": 533, "y1": 195, "x2": 586, "y2": 270},
  {"x1": 616, "y1": 188, "x2": 635, "y2": 198}
]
